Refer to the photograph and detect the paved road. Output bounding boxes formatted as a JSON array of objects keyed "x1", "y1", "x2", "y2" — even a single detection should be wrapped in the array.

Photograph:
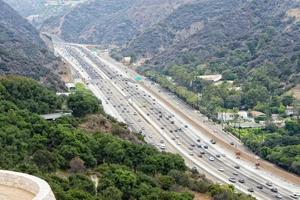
[{"x1": 53, "y1": 41, "x2": 300, "y2": 200}]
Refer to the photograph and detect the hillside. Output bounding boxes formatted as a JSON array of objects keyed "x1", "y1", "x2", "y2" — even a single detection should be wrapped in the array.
[
  {"x1": 40, "y1": 0, "x2": 194, "y2": 46},
  {"x1": 0, "y1": 76, "x2": 255, "y2": 200},
  {"x1": 0, "y1": 0, "x2": 63, "y2": 89},
  {"x1": 2, "y1": 0, "x2": 45, "y2": 16},
  {"x1": 124, "y1": 0, "x2": 300, "y2": 87}
]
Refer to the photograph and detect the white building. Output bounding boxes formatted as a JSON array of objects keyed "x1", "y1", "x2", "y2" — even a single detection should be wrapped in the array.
[
  {"x1": 198, "y1": 74, "x2": 222, "y2": 82},
  {"x1": 217, "y1": 111, "x2": 254, "y2": 122},
  {"x1": 285, "y1": 106, "x2": 294, "y2": 116}
]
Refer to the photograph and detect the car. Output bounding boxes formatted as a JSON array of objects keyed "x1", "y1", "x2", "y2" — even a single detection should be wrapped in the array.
[
  {"x1": 234, "y1": 165, "x2": 240, "y2": 169},
  {"x1": 209, "y1": 157, "x2": 215, "y2": 161},
  {"x1": 171, "y1": 137, "x2": 176, "y2": 140},
  {"x1": 191, "y1": 144, "x2": 195, "y2": 147},
  {"x1": 160, "y1": 140, "x2": 164, "y2": 143},
  {"x1": 216, "y1": 154, "x2": 221, "y2": 158},
  {"x1": 149, "y1": 135, "x2": 153, "y2": 138},
  {"x1": 188, "y1": 147, "x2": 193, "y2": 151},
  {"x1": 275, "y1": 194, "x2": 283, "y2": 199},
  {"x1": 200, "y1": 151, "x2": 205, "y2": 155},
  {"x1": 291, "y1": 194, "x2": 299, "y2": 199},
  {"x1": 197, "y1": 139, "x2": 201, "y2": 142},
  {"x1": 218, "y1": 168, "x2": 224, "y2": 172},
  {"x1": 230, "y1": 142, "x2": 234, "y2": 145},
  {"x1": 161, "y1": 127, "x2": 164, "y2": 130},
  {"x1": 210, "y1": 139, "x2": 216, "y2": 144},
  {"x1": 169, "y1": 130, "x2": 173, "y2": 133},
  {"x1": 229, "y1": 177, "x2": 236, "y2": 183},
  {"x1": 185, "y1": 125, "x2": 188, "y2": 128},
  {"x1": 171, "y1": 121, "x2": 175, "y2": 124},
  {"x1": 266, "y1": 181, "x2": 273, "y2": 186},
  {"x1": 189, "y1": 152, "x2": 194, "y2": 156},
  {"x1": 238, "y1": 179, "x2": 245, "y2": 183},
  {"x1": 247, "y1": 188, "x2": 254, "y2": 193},
  {"x1": 203, "y1": 145, "x2": 208, "y2": 149},
  {"x1": 177, "y1": 142, "x2": 181, "y2": 145},
  {"x1": 271, "y1": 187, "x2": 278, "y2": 193},
  {"x1": 175, "y1": 135, "x2": 179, "y2": 139},
  {"x1": 197, "y1": 144, "x2": 202, "y2": 148},
  {"x1": 233, "y1": 172, "x2": 238, "y2": 176},
  {"x1": 256, "y1": 185, "x2": 263, "y2": 189},
  {"x1": 198, "y1": 154, "x2": 203, "y2": 158}
]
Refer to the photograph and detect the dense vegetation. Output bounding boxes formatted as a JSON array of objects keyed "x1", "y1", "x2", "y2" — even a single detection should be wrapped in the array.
[
  {"x1": 228, "y1": 120, "x2": 300, "y2": 175},
  {"x1": 0, "y1": 76, "x2": 255, "y2": 200},
  {"x1": 0, "y1": 0, "x2": 64, "y2": 89}
]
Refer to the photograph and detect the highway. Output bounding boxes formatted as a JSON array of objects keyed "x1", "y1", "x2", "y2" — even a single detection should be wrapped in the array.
[{"x1": 53, "y1": 41, "x2": 300, "y2": 200}]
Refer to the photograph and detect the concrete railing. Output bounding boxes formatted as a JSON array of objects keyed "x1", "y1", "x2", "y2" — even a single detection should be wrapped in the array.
[{"x1": 0, "y1": 170, "x2": 56, "y2": 200}]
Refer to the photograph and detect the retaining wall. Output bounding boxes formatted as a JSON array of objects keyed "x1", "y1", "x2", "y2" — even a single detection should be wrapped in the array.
[{"x1": 0, "y1": 170, "x2": 56, "y2": 200}]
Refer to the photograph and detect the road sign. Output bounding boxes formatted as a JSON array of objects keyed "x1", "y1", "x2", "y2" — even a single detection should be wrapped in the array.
[{"x1": 134, "y1": 75, "x2": 143, "y2": 81}]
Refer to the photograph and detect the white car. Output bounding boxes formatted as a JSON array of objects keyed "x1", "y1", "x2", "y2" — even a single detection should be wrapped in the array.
[
  {"x1": 218, "y1": 168, "x2": 224, "y2": 172},
  {"x1": 209, "y1": 157, "x2": 215, "y2": 161}
]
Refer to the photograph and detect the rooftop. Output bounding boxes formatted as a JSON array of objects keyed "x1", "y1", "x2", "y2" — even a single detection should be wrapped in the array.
[{"x1": 198, "y1": 74, "x2": 222, "y2": 82}]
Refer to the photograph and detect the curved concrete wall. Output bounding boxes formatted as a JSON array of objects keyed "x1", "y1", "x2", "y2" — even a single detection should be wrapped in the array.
[{"x1": 0, "y1": 170, "x2": 56, "y2": 200}]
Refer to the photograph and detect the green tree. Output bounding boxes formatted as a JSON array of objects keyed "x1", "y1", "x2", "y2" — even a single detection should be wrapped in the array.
[{"x1": 67, "y1": 88, "x2": 101, "y2": 117}]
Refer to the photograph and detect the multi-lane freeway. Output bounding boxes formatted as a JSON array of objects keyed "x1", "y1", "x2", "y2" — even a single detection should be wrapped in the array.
[{"x1": 53, "y1": 40, "x2": 300, "y2": 200}]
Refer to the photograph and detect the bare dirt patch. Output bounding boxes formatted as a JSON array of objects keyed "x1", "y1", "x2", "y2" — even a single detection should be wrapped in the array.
[
  {"x1": 287, "y1": 8, "x2": 300, "y2": 21},
  {"x1": 79, "y1": 114, "x2": 143, "y2": 144},
  {"x1": 289, "y1": 84, "x2": 300, "y2": 99},
  {"x1": 192, "y1": 192, "x2": 212, "y2": 200}
]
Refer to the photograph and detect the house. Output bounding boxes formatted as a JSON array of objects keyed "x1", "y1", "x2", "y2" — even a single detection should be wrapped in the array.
[
  {"x1": 40, "y1": 112, "x2": 72, "y2": 121},
  {"x1": 56, "y1": 92, "x2": 70, "y2": 96},
  {"x1": 66, "y1": 83, "x2": 76, "y2": 92},
  {"x1": 217, "y1": 111, "x2": 250, "y2": 122},
  {"x1": 285, "y1": 106, "x2": 294, "y2": 116},
  {"x1": 217, "y1": 112, "x2": 235, "y2": 122},
  {"x1": 122, "y1": 57, "x2": 131, "y2": 65},
  {"x1": 198, "y1": 74, "x2": 222, "y2": 82}
]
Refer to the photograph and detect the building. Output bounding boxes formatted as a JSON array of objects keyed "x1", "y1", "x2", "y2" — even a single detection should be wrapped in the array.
[
  {"x1": 122, "y1": 57, "x2": 131, "y2": 65},
  {"x1": 198, "y1": 74, "x2": 222, "y2": 82},
  {"x1": 66, "y1": 83, "x2": 76, "y2": 91},
  {"x1": 217, "y1": 111, "x2": 251, "y2": 122},
  {"x1": 285, "y1": 106, "x2": 294, "y2": 116},
  {"x1": 40, "y1": 112, "x2": 72, "y2": 121},
  {"x1": 217, "y1": 112, "x2": 235, "y2": 122}
]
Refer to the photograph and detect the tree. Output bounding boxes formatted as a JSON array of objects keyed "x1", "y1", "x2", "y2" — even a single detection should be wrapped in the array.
[
  {"x1": 32, "y1": 150, "x2": 58, "y2": 172},
  {"x1": 225, "y1": 95, "x2": 241, "y2": 109},
  {"x1": 282, "y1": 95, "x2": 294, "y2": 106},
  {"x1": 67, "y1": 89, "x2": 101, "y2": 117},
  {"x1": 100, "y1": 186, "x2": 123, "y2": 200},
  {"x1": 158, "y1": 175, "x2": 175, "y2": 190}
]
